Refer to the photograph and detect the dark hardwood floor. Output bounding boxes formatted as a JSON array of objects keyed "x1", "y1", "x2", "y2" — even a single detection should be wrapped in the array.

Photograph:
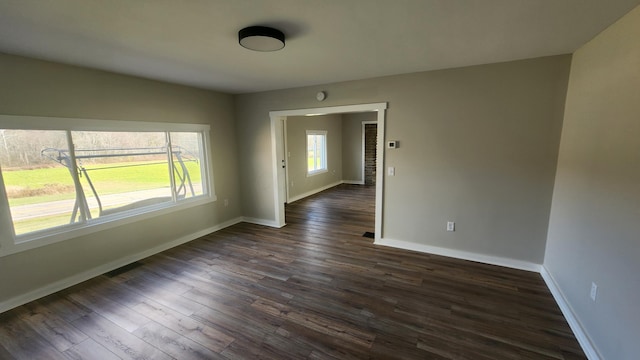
[{"x1": 0, "y1": 184, "x2": 586, "y2": 359}]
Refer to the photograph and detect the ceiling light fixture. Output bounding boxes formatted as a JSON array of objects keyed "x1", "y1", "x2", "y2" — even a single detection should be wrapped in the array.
[{"x1": 238, "y1": 26, "x2": 285, "y2": 52}]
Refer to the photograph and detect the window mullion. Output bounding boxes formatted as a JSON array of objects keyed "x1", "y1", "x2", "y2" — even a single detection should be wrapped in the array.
[
  {"x1": 316, "y1": 136, "x2": 320, "y2": 170},
  {"x1": 0, "y1": 165, "x2": 17, "y2": 244},
  {"x1": 197, "y1": 132, "x2": 209, "y2": 195},
  {"x1": 321, "y1": 136, "x2": 326, "y2": 168},
  {"x1": 317, "y1": 139, "x2": 321, "y2": 169},
  {"x1": 166, "y1": 132, "x2": 178, "y2": 203},
  {"x1": 66, "y1": 131, "x2": 89, "y2": 224},
  {"x1": 313, "y1": 137, "x2": 318, "y2": 170}
]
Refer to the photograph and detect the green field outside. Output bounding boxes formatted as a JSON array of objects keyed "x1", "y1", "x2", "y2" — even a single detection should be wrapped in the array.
[{"x1": 4, "y1": 161, "x2": 202, "y2": 206}]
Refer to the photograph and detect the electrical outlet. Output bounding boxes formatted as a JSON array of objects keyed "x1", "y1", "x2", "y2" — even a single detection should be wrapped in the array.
[
  {"x1": 447, "y1": 221, "x2": 455, "y2": 232},
  {"x1": 224, "y1": 199, "x2": 229, "y2": 207},
  {"x1": 590, "y1": 282, "x2": 598, "y2": 302}
]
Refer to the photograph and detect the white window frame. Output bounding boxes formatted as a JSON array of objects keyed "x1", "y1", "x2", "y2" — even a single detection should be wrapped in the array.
[
  {"x1": 0, "y1": 114, "x2": 216, "y2": 257},
  {"x1": 306, "y1": 130, "x2": 328, "y2": 176}
]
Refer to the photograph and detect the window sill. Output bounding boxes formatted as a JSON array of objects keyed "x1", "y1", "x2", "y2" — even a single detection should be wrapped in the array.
[
  {"x1": 307, "y1": 169, "x2": 328, "y2": 177},
  {"x1": 0, "y1": 194, "x2": 216, "y2": 258}
]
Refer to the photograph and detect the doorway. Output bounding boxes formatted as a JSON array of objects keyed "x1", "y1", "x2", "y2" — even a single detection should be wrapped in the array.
[{"x1": 270, "y1": 103, "x2": 387, "y2": 241}]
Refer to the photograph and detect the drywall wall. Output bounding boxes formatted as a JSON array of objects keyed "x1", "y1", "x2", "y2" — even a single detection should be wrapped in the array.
[
  {"x1": 342, "y1": 112, "x2": 376, "y2": 183},
  {"x1": 286, "y1": 114, "x2": 343, "y2": 200},
  {"x1": 0, "y1": 53, "x2": 241, "y2": 307},
  {"x1": 544, "y1": 6, "x2": 640, "y2": 359},
  {"x1": 235, "y1": 55, "x2": 571, "y2": 264}
]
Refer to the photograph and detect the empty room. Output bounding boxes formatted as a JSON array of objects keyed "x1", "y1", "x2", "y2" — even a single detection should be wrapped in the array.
[{"x1": 0, "y1": 1, "x2": 638, "y2": 359}]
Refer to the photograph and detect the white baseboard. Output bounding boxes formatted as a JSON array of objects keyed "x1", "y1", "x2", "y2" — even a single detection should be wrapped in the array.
[
  {"x1": 242, "y1": 217, "x2": 283, "y2": 228},
  {"x1": 374, "y1": 237, "x2": 541, "y2": 272},
  {"x1": 540, "y1": 266, "x2": 601, "y2": 360},
  {"x1": 0, "y1": 217, "x2": 243, "y2": 314},
  {"x1": 288, "y1": 181, "x2": 343, "y2": 203},
  {"x1": 343, "y1": 180, "x2": 365, "y2": 185}
]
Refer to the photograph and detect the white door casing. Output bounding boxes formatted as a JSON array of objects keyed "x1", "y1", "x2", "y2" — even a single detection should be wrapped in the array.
[{"x1": 269, "y1": 102, "x2": 387, "y2": 241}]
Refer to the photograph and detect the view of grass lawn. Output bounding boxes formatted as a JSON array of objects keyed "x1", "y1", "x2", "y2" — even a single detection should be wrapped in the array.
[{"x1": 4, "y1": 161, "x2": 201, "y2": 206}]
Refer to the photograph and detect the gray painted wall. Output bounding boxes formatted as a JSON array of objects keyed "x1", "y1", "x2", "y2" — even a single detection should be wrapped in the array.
[
  {"x1": 1, "y1": 10, "x2": 637, "y2": 355},
  {"x1": 286, "y1": 114, "x2": 343, "y2": 200},
  {"x1": 544, "y1": 6, "x2": 640, "y2": 359},
  {"x1": 342, "y1": 112, "x2": 376, "y2": 183},
  {"x1": 1, "y1": 9, "x2": 636, "y2": 355},
  {"x1": 0, "y1": 53, "x2": 241, "y2": 305},
  {"x1": 235, "y1": 55, "x2": 571, "y2": 264}
]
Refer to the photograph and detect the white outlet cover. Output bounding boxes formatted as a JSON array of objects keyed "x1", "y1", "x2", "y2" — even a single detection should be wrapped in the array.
[{"x1": 447, "y1": 222, "x2": 455, "y2": 232}]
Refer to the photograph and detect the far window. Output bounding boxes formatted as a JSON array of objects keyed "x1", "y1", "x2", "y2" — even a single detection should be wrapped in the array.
[{"x1": 307, "y1": 130, "x2": 327, "y2": 175}]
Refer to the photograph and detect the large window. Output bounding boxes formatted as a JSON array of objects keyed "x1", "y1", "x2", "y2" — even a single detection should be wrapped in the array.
[
  {"x1": 306, "y1": 130, "x2": 327, "y2": 175},
  {"x1": 0, "y1": 115, "x2": 214, "y2": 255}
]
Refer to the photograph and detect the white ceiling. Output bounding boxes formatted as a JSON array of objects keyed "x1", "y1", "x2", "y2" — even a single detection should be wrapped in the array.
[{"x1": 1, "y1": 0, "x2": 638, "y2": 94}]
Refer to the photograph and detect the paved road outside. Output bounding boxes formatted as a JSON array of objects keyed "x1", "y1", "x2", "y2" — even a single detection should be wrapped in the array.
[{"x1": 10, "y1": 185, "x2": 202, "y2": 222}]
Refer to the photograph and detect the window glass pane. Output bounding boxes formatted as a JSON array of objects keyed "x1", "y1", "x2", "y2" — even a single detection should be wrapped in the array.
[
  {"x1": 0, "y1": 130, "x2": 77, "y2": 235},
  {"x1": 307, "y1": 133, "x2": 327, "y2": 174},
  {"x1": 70, "y1": 131, "x2": 172, "y2": 218},
  {"x1": 317, "y1": 135, "x2": 325, "y2": 169},
  {"x1": 170, "y1": 132, "x2": 205, "y2": 199},
  {"x1": 307, "y1": 135, "x2": 315, "y2": 172}
]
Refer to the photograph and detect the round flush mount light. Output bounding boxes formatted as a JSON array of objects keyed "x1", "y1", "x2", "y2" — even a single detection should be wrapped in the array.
[
  {"x1": 316, "y1": 91, "x2": 326, "y2": 101},
  {"x1": 239, "y1": 26, "x2": 285, "y2": 51}
]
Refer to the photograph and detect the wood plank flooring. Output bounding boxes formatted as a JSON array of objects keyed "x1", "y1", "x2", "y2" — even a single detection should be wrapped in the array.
[{"x1": 0, "y1": 184, "x2": 586, "y2": 359}]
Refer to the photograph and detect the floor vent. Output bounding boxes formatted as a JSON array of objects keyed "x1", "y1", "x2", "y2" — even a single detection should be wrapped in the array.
[
  {"x1": 362, "y1": 232, "x2": 375, "y2": 239},
  {"x1": 105, "y1": 261, "x2": 143, "y2": 277}
]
